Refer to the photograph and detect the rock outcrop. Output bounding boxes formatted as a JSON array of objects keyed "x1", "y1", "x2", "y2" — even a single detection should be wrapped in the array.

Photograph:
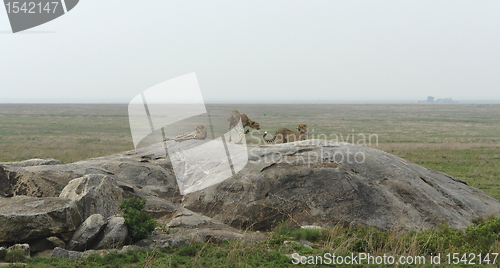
[
  {"x1": 0, "y1": 196, "x2": 82, "y2": 242},
  {"x1": 1, "y1": 139, "x2": 500, "y2": 256},
  {"x1": 183, "y1": 141, "x2": 500, "y2": 231},
  {"x1": 59, "y1": 174, "x2": 123, "y2": 220}
]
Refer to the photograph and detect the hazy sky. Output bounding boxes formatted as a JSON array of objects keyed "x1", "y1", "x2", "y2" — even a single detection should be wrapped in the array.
[{"x1": 1, "y1": 1, "x2": 499, "y2": 103}]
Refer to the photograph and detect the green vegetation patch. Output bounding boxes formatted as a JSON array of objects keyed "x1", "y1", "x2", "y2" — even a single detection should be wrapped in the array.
[{"x1": 120, "y1": 197, "x2": 157, "y2": 242}]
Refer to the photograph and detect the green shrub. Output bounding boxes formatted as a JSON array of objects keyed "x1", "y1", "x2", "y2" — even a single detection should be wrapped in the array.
[
  {"x1": 120, "y1": 197, "x2": 157, "y2": 242},
  {"x1": 463, "y1": 215, "x2": 500, "y2": 253},
  {"x1": 177, "y1": 245, "x2": 198, "y2": 257},
  {"x1": 5, "y1": 247, "x2": 25, "y2": 263},
  {"x1": 275, "y1": 221, "x2": 324, "y2": 243},
  {"x1": 289, "y1": 228, "x2": 322, "y2": 242}
]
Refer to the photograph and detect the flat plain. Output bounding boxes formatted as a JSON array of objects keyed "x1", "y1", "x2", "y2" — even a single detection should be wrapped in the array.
[{"x1": 0, "y1": 103, "x2": 499, "y2": 200}]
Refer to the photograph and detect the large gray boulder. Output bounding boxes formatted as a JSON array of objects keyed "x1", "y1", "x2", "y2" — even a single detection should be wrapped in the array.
[
  {"x1": 59, "y1": 174, "x2": 123, "y2": 220},
  {"x1": 67, "y1": 214, "x2": 106, "y2": 251},
  {"x1": 95, "y1": 216, "x2": 128, "y2": 249},
  {"x1": 0, "y1": 196, "x2": 82, "y2": 242},
  {"x1": 183, "y1": 141, "x2": 500, "y2": 231},
  {"x1": 74, "y1": 157, "x2": 180, "y2": 201}
]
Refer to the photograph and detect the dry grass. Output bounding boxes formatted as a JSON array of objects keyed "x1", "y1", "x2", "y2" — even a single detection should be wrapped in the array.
[{"x1": 0, "y1": 104, "x2": 134, "y2": 163}]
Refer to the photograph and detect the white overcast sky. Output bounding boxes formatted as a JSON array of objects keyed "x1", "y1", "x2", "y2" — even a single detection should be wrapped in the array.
[{"x1": 1, "y1": 1, "x2": 499, "y2": 103}]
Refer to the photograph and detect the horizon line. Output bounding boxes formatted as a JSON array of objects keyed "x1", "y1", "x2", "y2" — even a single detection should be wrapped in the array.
[{"x1": 1, "y1": 100, "x2": 500, "y2": 105}]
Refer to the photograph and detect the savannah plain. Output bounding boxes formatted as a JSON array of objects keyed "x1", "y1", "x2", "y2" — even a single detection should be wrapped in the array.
[
  {"x1": 1, "y1": 103, "x2": 499, "y2": 199},
  {"x1": 1, "y1": 103, "x2": 500, "y2": 267}
]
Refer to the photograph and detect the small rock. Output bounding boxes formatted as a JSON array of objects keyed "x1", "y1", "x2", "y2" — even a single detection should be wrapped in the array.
[
  {"x1": 299, "y1": 240, "x2": 313, "y2": 249},
  {"x1": 51, "y1": 247, "x2": 83, "y2": 260},
  {"x1": 117, "y1": 245, "x2": 141, "y2": 254},
  {"x1": 301, "y1": 225, "x2": 322, "y2": 230},
  {"x1": 284, "y1": 240, "x2": 313, "y2": 249},
  {"x1": 167, "y1": 214, "x2": 211, "y2": 228},
  {"x1": 67, "y1": 214, "x2": 106, "y2": 251},
  {"x1": 144, "y1": 197, "x2": 181, "y2": 219},
  {"x1": 95, "y1": 216, "x2": 128, "y2": 249},
  {"x1": 169, "y1": 237, "x2": 191, "y2": 248}
]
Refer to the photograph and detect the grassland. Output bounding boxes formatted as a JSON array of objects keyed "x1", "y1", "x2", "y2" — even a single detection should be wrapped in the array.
[
  {"x1": 1, "y1": 103, "x2": 498, "y2": 199},
  {"x1": 0, "y1": 104, "x2": 134, "y2": 163},
  {"x1": 1, "y1": 103, "x2": 500, "y2": 267}
]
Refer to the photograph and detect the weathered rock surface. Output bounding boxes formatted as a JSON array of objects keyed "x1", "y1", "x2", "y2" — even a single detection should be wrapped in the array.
[
  {"x1": 95, "y1": 216, "x2": 128, "y2": 249},
  {"x1": 0, "y1": 165, "x2": 57, "y2": 198},
  {"x1": 93, "y1": 159, "x2": 179, "y2": 199},
  {"x1": 60, "y1": 174, "x2": 123, "y2": 220},
  {"x1": 2, "y1": 139, "x2": 500, "y2": 252},
  {"x1": 144, "y1": 196, "x2": 182, "y2": 219},
  {"x1": 183, "y1": 141, "x2": 500, "y2": 231},
  {"x1": 167, "y1": 212, "x2": 217, "y2": 229},
  {"x1": 0, "y1": 162, "x2": 112, "y2": 197},
  {"x1": 0, "y1": 196, "x2": 82, "y2": 242},
  {"x1": 67, "y1": 214, "x2": 106, "y2": 251},
  {"x1": 52, "y1": 247, "x2": 86, "y2": 260}
]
